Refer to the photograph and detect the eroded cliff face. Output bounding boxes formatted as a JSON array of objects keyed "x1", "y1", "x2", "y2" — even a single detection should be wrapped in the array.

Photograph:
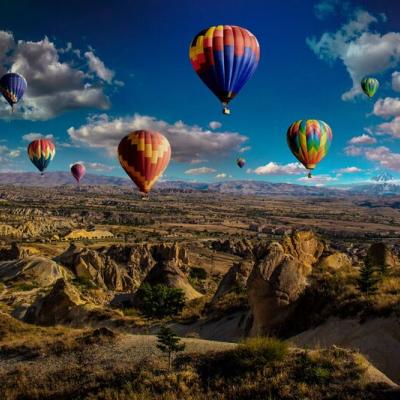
[{"x1": 247, "y1": 231, "x2": 324, "y2": 335}]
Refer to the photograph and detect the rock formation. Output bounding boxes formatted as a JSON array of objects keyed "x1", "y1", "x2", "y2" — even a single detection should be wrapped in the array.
[
  {"x1": 247, "y1": 231, "x2": 324, "y2": 335},
  {"x1": 211, "y1": 260, "x2": 253, "y2": 304},
  {"x1": 0, "y1": 256, "x2": 70, "y2": 286},
  {"x1": 318, "y1": 252, "x2": 352, "y2": 270},
  {"x1": 0, "y1": 242, "x2": 28, "y2": 261},
  {"x1": 365, "y1": 242, "x2": 398, "y2": 273}
]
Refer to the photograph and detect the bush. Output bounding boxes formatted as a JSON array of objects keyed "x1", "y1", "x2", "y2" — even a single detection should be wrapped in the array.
[
  {"x1": 136, "y1": 283, "x2": 185, "y2": 319},
  {"x1": 189, "y1": 267, "x2": 207, "y2": 280},
  {"x1": 72, "y1": 277, "x2": 97, "y2": 290}
]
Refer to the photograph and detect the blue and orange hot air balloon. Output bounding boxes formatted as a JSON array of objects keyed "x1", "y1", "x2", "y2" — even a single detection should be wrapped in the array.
[
  {"x1": 287, "y1": 120, "x2": 332, "y2": 178},
  {"x1": 71, "y1": 163, "x2": 86, "y2": 183},
  {"x1": 189, "y1": 25, "x2": 260, "y2": 115},
  {"x1": 118, "y1": 130, "x2": 171, "y2": 197},
  {"x1": 0, "y1": 72, "x2": 27, "y2": 111},
  {"x1": 27, "y1": 139, "x2": 56, "y2": 175}
]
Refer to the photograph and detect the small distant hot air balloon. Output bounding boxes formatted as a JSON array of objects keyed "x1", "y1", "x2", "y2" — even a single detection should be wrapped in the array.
[
  {"x1": 189, "y1": 25, "x2": 260, "y2": 115},
  {"x1": 0, "y1": 72, "x2": 27, "y2": 111},
  {"x1": 27, "y1": 139, "x2": 56, "y2": 175},
  {"x1": 71, "y1": 163, "x2": 86, "y2": 183},
  {"x1": 118, "y1": 130, "x2": 171, "y2": 197},
  {"x1": 361, "y1": 77, "x2": 379, "y2": 98},
  {"x1": 287, "y1": 120, "x2": 332, "y2": 178},
  {"x1": 237, "y1": 157, "x2": 246, "y2": 168}
]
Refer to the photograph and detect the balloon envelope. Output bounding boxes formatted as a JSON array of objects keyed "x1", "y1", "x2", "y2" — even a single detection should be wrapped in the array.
[
  {"x1": 27, "y1": 139, "x2": 56, "y2": 173},
  {"x1": 118, "y1": 130, "x2": 171, "y2": 194},
  {"x1": 0, "y1": 72, "x2": 27, "y2": 108},
  {"x1": 237, "y1": 157, "x2": 245, "y2": 168},
  {"x1": 361, "y1": 77, "x2": 379, "y2": 98},
  {"x1": 189, "y1": 25, "x2": 260, "y2": 113},
  {"x1": 287, "y1": 120, "x2": 332, "y2": 171},
  {"x1": 71, "y1": 163, "x2": 86, "y2": 183}
]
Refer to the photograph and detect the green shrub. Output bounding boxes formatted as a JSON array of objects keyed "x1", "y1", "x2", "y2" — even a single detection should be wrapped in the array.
[
  {"x1": 189, "y1": 267, "x2": 207, "y2": 280},
  {"x1": 72, "y1": 277, "x2": 97, "y2": 290},
  {"x1": 12, "y1": 282, "x2": 38, "y2": 291},
  {"x1": 136, "y1": 283, "x2": 185, "y2": 319}
]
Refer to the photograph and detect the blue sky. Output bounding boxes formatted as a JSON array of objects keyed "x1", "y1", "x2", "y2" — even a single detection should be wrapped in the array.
[{"x1": 0, "y1": 0, "x2": 400, "y2": 186}]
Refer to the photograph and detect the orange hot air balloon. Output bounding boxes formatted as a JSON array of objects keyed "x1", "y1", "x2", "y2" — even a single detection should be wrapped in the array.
[{"x1": 118, "y1": 130, "x2": 171, "y2": 195}]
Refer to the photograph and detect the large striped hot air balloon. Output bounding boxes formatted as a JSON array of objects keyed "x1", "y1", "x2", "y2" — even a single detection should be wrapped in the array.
[
  {"x1": 361, "y1": 77, "x2": 379, "y2": 98},
  {"x1": 0, "y1": 72, "x2": 27, "y2": 110},
  {"x1": 287, "y1": 120, "x2": 332, "y2": 178},
  {"x1": 27, "y1": 139, "x2": 56, "y2": 175},
  {"x1": 118, "y1": 130, "x2": 171, "y2": 196},
  {"x1": 189, "y1": 25, "x2": 260, "y2": 115},
  {"x1": 71, "y1": 163, "x2": 86, "y2": 183}
]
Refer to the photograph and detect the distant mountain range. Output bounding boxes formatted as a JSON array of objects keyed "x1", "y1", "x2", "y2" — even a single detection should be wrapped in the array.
[{"x1": 0, "y1": 171, "x2": 400, "y2": 196}]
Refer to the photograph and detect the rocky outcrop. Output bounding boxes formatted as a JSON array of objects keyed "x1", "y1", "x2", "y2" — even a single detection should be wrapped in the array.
[
  {"x1": 365, "y1": 242, "x2": 398, "y2": 273},
  {"x1": 143, "y1": 259, "x2": 202, "y2": 300},
  {"x1": 211, "y1": 260, "x2": 253, "y2": 304},
  {"x1": 56, "y1": 244, "x2": 132, "y2": 291},
  {"x1": 318, "y1": 252, "x2": 352, "y2": 270},
  {"x1": 55, "y1": 242, "x2": 191, "y2": 292},
  {"x1": 0, "y1": 242, "x2": 28, "y2": 261},
  {"x1": 24, "y1": 278, "x2": 86, "y2": 325},
  {"x1": 0, "y1": 256, "x2": 70, "y2": 286},
  {"x1": 247, "y1": 231, "x2": 324, "y2": 335},
  {"x1": 211, "y1": 238, "x2": 254, "y2": 258}
]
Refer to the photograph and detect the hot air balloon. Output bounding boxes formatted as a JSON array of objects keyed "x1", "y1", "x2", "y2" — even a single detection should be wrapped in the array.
[
  {"x1": 361, "y1": 77, "x2": 379, "y2": 98},
  {"x1": 189, "y1": 25, "x2": 260, "y2": 115},
  {"x1": 287, "y1": 120, "x2": 332, "y2": 178},
  {"x1": 71, "y1": 163, "x2": 86, "y2": 183},
  {"x1": 27, "y1": 139, "x2": 56, "y2": 175},
  {"x1": 118, "y1": 130, "x2": 171, "y2": 197},
  {"x1": 0, "y1": 72, "x2": 27, "y2": 111},
  {"x1": 237, "y1": 157, "x2": 245, "y2": 168}
]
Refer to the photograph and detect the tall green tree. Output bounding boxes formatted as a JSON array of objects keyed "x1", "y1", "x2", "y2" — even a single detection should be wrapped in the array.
[
  {"x1": 357, "y1": 260, "x2": 378, "y2": 295},
  {"x1": 157, "y1": 326, "x2": 185, "y2": 369}
]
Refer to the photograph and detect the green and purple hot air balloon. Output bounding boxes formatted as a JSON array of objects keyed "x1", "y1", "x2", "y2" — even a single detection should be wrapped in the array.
[
  {"x1": 0, "y1": 72, "x2": 27, "y2": 111},
  {"x1": 361, "y1": 77, "x2": 379, "y2": 98},
  {"x1": 287, "y1": 119, "x2": 332, "y2": 178}
]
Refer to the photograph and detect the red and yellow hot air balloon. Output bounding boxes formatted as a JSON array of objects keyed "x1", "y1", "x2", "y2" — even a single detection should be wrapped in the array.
[{"x1": 118, "y1": 130, "x2": 171, "y2": 196}]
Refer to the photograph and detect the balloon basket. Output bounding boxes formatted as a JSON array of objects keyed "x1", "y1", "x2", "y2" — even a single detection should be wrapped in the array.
[
  {"x1": 222, "y1": 107, "x2": 230, "y2": 115},
  {"x1": 307, "y1": 172, "x2": 312, "y2": 179}
]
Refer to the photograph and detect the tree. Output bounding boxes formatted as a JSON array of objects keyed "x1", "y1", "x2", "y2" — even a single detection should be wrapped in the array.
[
  {"x1": 157, "y1": 326, "x2": 185, "y2": 369},
  {"x1": 136, "y1": 283, "x2": 185, "y2": 318},
  {"x1": 357, "y1": 260, "x2": 378, "y2": 295}
]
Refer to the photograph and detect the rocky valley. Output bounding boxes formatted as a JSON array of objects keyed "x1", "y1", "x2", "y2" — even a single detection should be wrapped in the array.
[{"x1": 0, "y1": 185, "x2": 399, "y2": 399}]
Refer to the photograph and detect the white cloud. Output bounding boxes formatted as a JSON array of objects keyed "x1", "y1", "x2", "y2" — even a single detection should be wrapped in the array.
[
  {"x1": 0, "y1": 33, "x2": 112, "y2": 120},
  {"x1": 344, "y1": 145, "x2": 363, "y2": 156},
  {"x1": 377, "y1": 116, "x2": 400, "y2": 138},
  {"x1": 307, "y1": 9, "x2": 400, "y2": 100},
  {"x1": 348, "y1": 133, "x2": 377, "y2": 144},
  {"x1": 251, "y1": 161, "x2": 305, "y2": 176},
  {"x1": 85, "y1": 162, "x2": 114, "y2": 172},
  {"x1": 22, "y1": 133, "x2": 54, "y2": 142},
  {"x1": 337, "y1": 166, "x2": 361, "y2": 173},
  {"x1": 364, "y1": 146, "x2": 400, "y2": 171},
  {"x1": 215, "y1": 173, "x2": 227, "y2": 179},
  {"x1": 373, "y1": 97, "x2": 400, "y2": 118},
  {"x1": 209, "y1": 121, "x2": 222, "y2": 130},
  {"x1": 84, "y1": 51, "x2": 115, "y2": 83},
  {"x1": 298, "y1": 175, "x2": 338, "y2": 185},
  {"x1": 68, "y1": 113, "x2": 248, "y2": 163},
  {"x1": 8, "y1": 150, "x2": 20, "y2": 158},
  {"x1": 239, "y1": 146, "x2": 251, "y2": 153},
  {"x1": 314, "y1": 0, "x2": 346, "y2": 20},
  {"x1": 185, "y1": 167, "x2": 216, "y2": 175},
  {"x1": 392, "y1": 71, "x2": 400, "y2": 92}
]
